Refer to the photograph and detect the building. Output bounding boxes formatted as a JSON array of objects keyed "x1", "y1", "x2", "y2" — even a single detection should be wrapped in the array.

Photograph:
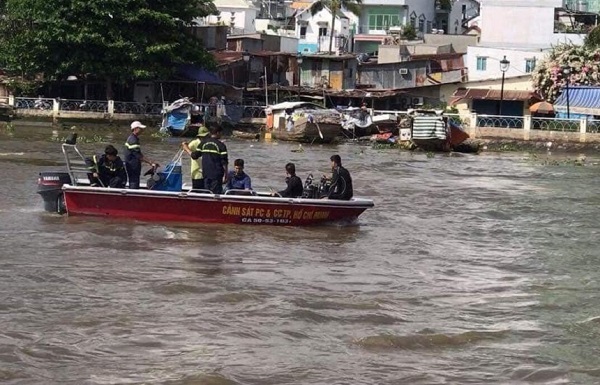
[
  {"x1": 564, "y1": 0, "x2": 600, "y2": 13},
  {"x1": 446, "y1": 75, "x2": 542, "y2": 117},
  {"x1": 357, "y1": 52, "x2": 467, "y2": 109},
  {"x1": 227, "y1": 33, "x2": 298, "y2": 53},
  {"x1": 299, "y1": 54, "x2": 357, "y2": 90},
  {"x1": 444, "y1": 0, "x2": 480, "y2": 35},
  {"x1": 202, "y1": 0, "x2": 259, "y2": 35},
  {"x1": 353, "y1": 0, "x2": 436, "y2": 54},
  {"x1": 294, "y1": 5, "x2": 352, "y2": 53},
  {"x1": 466, "y1": 0, "x2": 589, "y2": 82}
]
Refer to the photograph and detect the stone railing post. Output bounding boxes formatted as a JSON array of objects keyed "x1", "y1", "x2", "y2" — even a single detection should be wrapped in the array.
[
  {"x1": 523, "y1": 115, "x2": 531, "y2": 141},
  {"x1": 470, "y1": 112, "x2": 477, "y2": 129},
  {"x1": 8, "y1": 95, "x2": 15, "y2": 106},
  {"x1": 580, "y1": 117, "x2": 587, "y2": 143},
  {"x1": 108, "y1": 100, "x2": 114, "y2": 116}
]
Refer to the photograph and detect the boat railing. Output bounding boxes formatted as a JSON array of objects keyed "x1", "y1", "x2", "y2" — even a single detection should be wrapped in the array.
[
  {"x1": 61, "y1": 141, "x2": 91, "y2": 186},
  {"x1": 223, "y1": 189, "x2": 257, "y2": 196}
]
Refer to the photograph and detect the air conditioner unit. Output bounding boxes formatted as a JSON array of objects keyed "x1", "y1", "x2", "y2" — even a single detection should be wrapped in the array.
[
  {"x1": 399, "y1": 68, "x2": 408, "y2": 75},
  {"x1": 413, "y1": 97, "x2": 424, "y2": 105}
]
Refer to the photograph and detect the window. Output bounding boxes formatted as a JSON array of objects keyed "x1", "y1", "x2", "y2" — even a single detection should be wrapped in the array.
[
  {"x1": 300, "y1": 26, "x2": 307, "y2": 38},
  {"x1": 318, "y1": 27, "x2": 328, "y2": 36},
  {"x1": 368, "y1": 14, "x2": 400, "y2": 30},
  {"x1": 525, "y1": 58, "x2": 536, "y2": 73},
  {"x1": 476, "y1": 57, "x2": 487, "y2": 71}
]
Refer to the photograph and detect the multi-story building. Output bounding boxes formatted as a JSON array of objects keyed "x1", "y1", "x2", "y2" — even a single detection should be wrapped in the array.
[
  {"x1": 353, "y1": 0, "x2": 436, "y2": 54},
  {"x1": 564, "y1": 0, "x2": 600, "y2": 13},
  {"x1": 466, "y1": 0, "x2": 588, "y2": 82},
  {"x1": 294, "y1": 5, "x2": 352, "y2": 54}
]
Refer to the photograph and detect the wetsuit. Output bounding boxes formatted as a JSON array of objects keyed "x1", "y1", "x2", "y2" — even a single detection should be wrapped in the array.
[
  {"x1": 328, "y1": 166, "x2": 353, "y2": 200},
  {"x1": 278, "y1": 175, "x2": 303, "y2": 197}
]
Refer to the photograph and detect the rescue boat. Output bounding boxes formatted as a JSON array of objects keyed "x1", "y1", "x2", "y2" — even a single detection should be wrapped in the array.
[{"x1": 36, "y1": 138, "x2": 374, "y2": 226}]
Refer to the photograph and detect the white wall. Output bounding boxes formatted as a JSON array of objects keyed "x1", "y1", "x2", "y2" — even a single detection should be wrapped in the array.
[
  {"x1": 206, "y1": 7, "x2": 258, "y2": 33},
  {"x1": 297, "y1": 8, "x2": 350, "y2": 52},
  {"x1": 479, "y1": 0, "x2": 584, "y2": 48},
  {"x1": 467, "y1": 46, "x2": 546, "y2": 81}
]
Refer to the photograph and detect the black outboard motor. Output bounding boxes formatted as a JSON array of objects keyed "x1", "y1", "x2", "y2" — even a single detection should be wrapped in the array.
[{"x1": 37, "y1": 172, "x2": 71, "y2": 213}]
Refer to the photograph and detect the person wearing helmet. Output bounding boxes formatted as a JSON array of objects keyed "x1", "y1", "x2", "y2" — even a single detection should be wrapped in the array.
[{"x1": 181, "y1": 125, "x2": 210, "y2": 190}]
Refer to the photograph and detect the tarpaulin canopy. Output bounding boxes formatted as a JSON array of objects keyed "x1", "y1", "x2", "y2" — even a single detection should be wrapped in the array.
[
  {"x1": 176, "y1": 65, "x2": 229, "y2": 86},
  {"x1": 554, "y1": 86, "x2": 600, "y2": 116}
]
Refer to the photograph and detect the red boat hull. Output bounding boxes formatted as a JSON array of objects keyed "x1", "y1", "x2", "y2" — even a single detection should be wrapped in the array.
[{"x1": 62, "y1": 186, "x2": 373, "y2": 226}]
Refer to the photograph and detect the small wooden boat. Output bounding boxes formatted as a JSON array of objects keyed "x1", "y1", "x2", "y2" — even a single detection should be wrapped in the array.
[
  {"x1": 341, "y1": 108, "x2": 399, "y2": 138},
  {"x1": 265, "y1": 102, "x2": 342, "y2": 143},
  {"x1": 409, "y1": 110, "x2": 470, "y2": 152}
]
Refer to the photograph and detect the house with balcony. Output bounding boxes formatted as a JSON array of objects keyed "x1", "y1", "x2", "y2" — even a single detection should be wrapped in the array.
[
  {"x1": 353, "y1": 0, "x2": 436, "y2": 54},
  {"x1": 439, "y1": 0, "x2": 480, "y2": 35},
  {"x1": 294, "y1": 4, "x2": 352, "y2": 53}
]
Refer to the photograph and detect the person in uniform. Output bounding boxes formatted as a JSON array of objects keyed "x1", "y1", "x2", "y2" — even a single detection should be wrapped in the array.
[
  {"x1": 86, "y1": 145, "x2": 127, "y2": 188},
  {"x1": 124, "y1": 121, "x2": 156, "y2": 189},
  {"x1": 191, "y1": 126, "x2": 228, "y2": 194},
  {"x1": 182, "y1": 125, "x2": 210, "y2": 190}
]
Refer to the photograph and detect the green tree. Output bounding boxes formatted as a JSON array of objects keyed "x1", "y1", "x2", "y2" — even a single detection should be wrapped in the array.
[
  {"x1": 401, "y1": 24, "x2": 417, "y2": 40},
  {"x1": 584, "y1": 25, "x2": 600, "y2": 49},
  {"x1": 310, "y1": 0, "x2": 362, "y2": 55},
  {"x1": 532, "y1": 43, "x2": 600, "y2": 102},
  {"x1": 0, "y1": 0, "x2": 218, "y2": 98}
]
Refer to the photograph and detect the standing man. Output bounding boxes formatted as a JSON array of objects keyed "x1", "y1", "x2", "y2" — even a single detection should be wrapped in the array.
[
  {"x1": 182, "y1": 125, "x2": 209, "y2": 190},
  {"x1": 326, "y1": 154, "x2": 353, "y2": 200},
  {"x1": 124, "y1": 121, "x2": 156, "y2": 189},
  {"x1": 192, "y1": 126, "x2": 228, "y2": 194}
]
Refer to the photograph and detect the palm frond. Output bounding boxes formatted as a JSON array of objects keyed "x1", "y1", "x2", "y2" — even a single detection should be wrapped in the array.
[
  {"x1": 343, "y1": 1, "x2": 362, "y2": 17},
  {"x1": 310, "y1": 1, "x2": 324, "y2": 15}
]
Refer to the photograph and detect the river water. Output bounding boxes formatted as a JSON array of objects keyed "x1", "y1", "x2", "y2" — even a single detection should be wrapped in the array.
[{"x1": 0, "y1": 124, "x2": 599, "y2": 384}]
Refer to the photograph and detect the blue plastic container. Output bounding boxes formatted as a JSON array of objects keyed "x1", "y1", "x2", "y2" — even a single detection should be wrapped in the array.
[{"x1": 151, "y1": 163, "x2": 182, "y2": 191}]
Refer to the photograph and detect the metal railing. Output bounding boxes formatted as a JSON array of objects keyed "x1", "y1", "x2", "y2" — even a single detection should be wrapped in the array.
[
  {"x1": 113, "y1": 101, "x2": 162, "y2": 115},
  {"x1": 531, "y1": 117, "x2": 579, "y2": 132},
  {"x1": 60, "y1": 99, "x2": 108, "y2": 113},
  {"x1": 586, "y1": 119, "x2": 600, "y2": 134},
  {"x1": 476, "y1": 114, "x2": 524, "y2": 129}
]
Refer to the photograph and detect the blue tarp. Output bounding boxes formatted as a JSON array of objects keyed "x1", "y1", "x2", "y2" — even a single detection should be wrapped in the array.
[
  {"x1": 166, "y1": 109, "x2": 189, "y2": 133},
  {"x1": 176, "y1": 64, "x2": 229, "y2": 86},
  {"x1": 554, "y1": 86, "x2": 600, "y2": 117}
]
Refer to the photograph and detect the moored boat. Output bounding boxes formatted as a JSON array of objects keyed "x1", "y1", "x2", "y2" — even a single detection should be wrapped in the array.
[
  {"x1": 265, "y1": 102, "x2": 342, "y2": 143},
  {"x1": 341, "y1": 108, "x2": 400, "y2": 138}
]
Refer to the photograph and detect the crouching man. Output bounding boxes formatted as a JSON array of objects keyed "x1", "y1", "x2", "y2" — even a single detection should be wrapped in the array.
[{"x1": 86, "y1": 145, "x2": 127, "y2": 188}]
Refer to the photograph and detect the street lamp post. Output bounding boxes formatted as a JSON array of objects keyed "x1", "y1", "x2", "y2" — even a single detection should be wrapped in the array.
[
  {"x1": 242, "y1": 49, "x2": 250, "y2": 103},
  {"x1": 498, "y1": 55, "x2": 510, "y2": 116},
  {"x1": 297, "y1": 53, "x2": 303, "y2": 101},
  {"x1": 562, "y1": 66, "x2": 571, "y2": 119}
]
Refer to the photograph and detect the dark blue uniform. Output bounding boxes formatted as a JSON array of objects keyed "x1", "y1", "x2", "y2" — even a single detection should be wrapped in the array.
[
  {"x1": 86, "y1": 154, "x2": 126, "y2": 188},
  {"x1": 200, "y1": 137, "x2": 228, "y2": 194},
  {"x1": 124, "y1": 133, "x2": 143, "y2": 189}
]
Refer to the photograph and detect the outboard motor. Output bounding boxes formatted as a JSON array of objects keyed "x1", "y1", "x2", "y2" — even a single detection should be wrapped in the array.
[{"x1": 37, "y1": 172, "x2": 71, "y2": 213}]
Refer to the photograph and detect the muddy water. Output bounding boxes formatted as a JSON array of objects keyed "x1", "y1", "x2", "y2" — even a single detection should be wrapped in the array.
[{"x1": 0, "y1": 124, "x2": 599, "y2": 384}]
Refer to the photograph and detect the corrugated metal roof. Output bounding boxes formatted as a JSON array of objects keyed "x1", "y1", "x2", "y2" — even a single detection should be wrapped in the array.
[
  {"x1": 554, "y1": 86, "x2": 600, "y2": 115},
  {"x1": 450, "y1": 88, "x2": 542, "y2": 105}
]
